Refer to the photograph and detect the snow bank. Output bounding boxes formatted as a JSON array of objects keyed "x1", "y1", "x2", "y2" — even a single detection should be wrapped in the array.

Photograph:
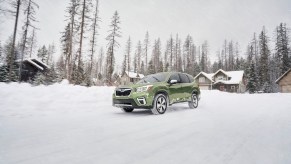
[{"x1": 1, "y1": 83, "x2": 291, "y2": 164}]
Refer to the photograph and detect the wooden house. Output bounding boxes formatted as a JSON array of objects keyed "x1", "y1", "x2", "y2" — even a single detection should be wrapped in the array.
[
  {"x1": 120, "y1": 71, "x2": 144, "y2": 85},
  {"x1": 276, "y1": 68, "x2": 291, "y2": 93},
  {"x1": 18, "y1": 58, "x2": 49, "y2": 82}
]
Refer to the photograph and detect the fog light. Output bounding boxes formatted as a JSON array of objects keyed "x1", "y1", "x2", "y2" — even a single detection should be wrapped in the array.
[{"x1": 137, "y1": 97, "x2": 146, "y2": 105}]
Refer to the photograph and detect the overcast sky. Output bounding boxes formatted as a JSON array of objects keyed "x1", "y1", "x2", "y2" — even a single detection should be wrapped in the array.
[{"x1": 0, "y1": 0, "x2": 291, "y2": 68}]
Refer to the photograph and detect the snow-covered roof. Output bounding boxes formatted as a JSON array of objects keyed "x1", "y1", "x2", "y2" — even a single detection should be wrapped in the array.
[
  {"x1": 275, "y1": 68, "x2": 291, "y2": 83},
  {"x1": 223, "y1": 70, "x2": 245, "y2": 84},
  {"x1": 31, "y1": 58, "x2": 49, "y2": 68},
  {"x1": 213, "y1": 69, "x2": 230, "y2": 77},
  {"x1": 194, "y1": 72, "x2": 214, "y2": 82},
  {"x1": 16, "y1": 58, "x2": 49, "y2": 71},
  {"x1": 26, "y1": 59, "x2": 44, "y2": 70},
  {"x1": 124, "y1": 71, "x2": 144, "y2": 79}
]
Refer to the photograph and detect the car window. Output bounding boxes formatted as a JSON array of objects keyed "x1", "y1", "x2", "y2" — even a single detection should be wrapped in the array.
[
  {"x1": 169, "y1": 73, "x2": 181, "y2": 83},
  {"x1": 179, "y1": 73, "x2": 190, "y2": 83},
  {"x1": 187, "y1": 75, "x2": 194, "y2": 83},
  {"x1": 137, "y1": 72, "x2": 168, "y2": 84}
]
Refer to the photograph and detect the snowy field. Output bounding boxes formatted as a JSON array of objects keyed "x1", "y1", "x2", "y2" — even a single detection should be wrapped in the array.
[{"x1": 1, "y1": 82, "x2": 291, "y2": 164}]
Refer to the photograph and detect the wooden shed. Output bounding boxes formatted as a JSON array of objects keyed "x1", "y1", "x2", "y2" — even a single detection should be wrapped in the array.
[{"x1": 276, "y1": 68, "x2": 291, "y2": 93}]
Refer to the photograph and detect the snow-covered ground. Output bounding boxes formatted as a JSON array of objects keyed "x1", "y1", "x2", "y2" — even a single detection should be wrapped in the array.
[{"x1": 1, "y1": 82, "x2": 291, "y2": 164}]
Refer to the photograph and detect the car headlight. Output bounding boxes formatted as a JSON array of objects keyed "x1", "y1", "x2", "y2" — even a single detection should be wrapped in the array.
[{"x1": 136, "y1": 85, "x2": 153, "y2": 93}]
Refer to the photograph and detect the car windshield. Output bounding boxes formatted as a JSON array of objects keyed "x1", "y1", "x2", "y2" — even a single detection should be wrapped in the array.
[{"x1": 137, "y1": 72, "x2": 168, "y2": 84}]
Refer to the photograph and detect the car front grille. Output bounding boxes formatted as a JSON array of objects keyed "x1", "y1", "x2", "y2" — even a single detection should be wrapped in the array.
[{"x1": 115, "y1": 88, "x2": 131, "y2": 96}]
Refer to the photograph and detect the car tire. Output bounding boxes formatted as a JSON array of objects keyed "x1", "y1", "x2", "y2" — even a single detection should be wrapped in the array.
[
  {"x1": 121, "y1": 108, "x2": 134, "y2": 113},
  {"x1": 188, "y1": 93, "x2": 198, "y2": 109},
  {"x1": 151, "y1": 94, "x2": 168, "y2": 115}
]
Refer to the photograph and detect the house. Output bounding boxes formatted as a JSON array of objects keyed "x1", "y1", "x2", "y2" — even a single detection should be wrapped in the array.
[
  {"x1": 194, "y1": 69, "x2": 246, "y2": 93},
  {"x1": 275, "y1": 68, "x2": 291, "y2": 93},
  {"x1": 120, "y1": 71, "x2": 144, "y2": 85},
  {"x1": 17, "y1": 58, "x2": 49, "y2": 81},
  {"x1": 193, "y1": 72, "x2": 214, "y2": 90}
]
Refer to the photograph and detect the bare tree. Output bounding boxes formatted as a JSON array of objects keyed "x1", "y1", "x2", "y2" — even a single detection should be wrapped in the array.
[
  {"x1": 8, "y1": 0, "x2": 21, "y2": 81},
  {"x1": 125, "y1": 37, "x2": 131, "y2": 74},
  {"x1": 19, "y1": 0, "x2": 39, "y2": 82},
  {"x1": 76, "y1": 0, "x2": 92, "y2": 84},
  {"x1": 105, "y1": 11, "x2": 121, "y2": 82},
  {"x1": 28, "y1": 27, "x2": 37, "y2": 58},
  {"x1": 88, "y1": 0, "x2": 100, "y2": 85},
  {"x1": 65, "y1": 0, "x2": 79, "y2": 82},
  {"x1": 143, "y1": 31, "x2": 149, "y2": 74}
]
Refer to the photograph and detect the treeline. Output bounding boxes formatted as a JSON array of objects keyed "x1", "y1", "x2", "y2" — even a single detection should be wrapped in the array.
[{"x1": 0, "y1": 0, "x2": 290, "y2": 92}]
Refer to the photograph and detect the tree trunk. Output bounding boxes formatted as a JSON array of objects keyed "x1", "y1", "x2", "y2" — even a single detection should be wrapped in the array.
[
  {"x1": 77, "y1": 0, "x2": 86, "y2": 83},
  {"x1": 9, "y1": 0, "x2": 21, "y2": 81}
]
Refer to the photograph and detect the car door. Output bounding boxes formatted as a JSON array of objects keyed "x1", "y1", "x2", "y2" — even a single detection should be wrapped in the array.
[
  {"x1": 179, "y1": 73, "x2": 192, "y2": 100},
  {"x1": 168, "y1": 73, "x2": 182, "y2": 104}
]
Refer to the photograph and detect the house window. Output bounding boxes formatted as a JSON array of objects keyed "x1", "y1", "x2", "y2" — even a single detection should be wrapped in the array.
[
  {"x1": 219, "y1": 85, "x2": 224, "y2": 91},
  {"x1": 217, "y1": 75, "x2": 224, "y2": 80},
  {"x1": 199, "y1": 77, "x2": 205, "y2": 83}
]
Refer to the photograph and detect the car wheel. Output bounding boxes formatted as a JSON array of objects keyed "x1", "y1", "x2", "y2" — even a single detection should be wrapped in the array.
[
  {"x1": 188, "y1": 94, "x2": 198, "y2": 109},
  {"x1": 151, "y1": 94, "x2": 168, "y2": 115},
  {"x1": 121, "y1": 108, "x2": 134, "y2": 113}
]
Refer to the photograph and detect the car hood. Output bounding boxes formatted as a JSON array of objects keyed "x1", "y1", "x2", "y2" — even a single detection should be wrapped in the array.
[{"x1": 118, "y1": 82, "x2": 164, "y2": 89}]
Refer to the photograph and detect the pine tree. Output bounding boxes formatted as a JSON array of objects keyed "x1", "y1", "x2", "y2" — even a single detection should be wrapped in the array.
[
  {"x1": 140, "y1": 61, "x2": 145, "y2": 75},
  {"x1": 97, "y1": 47, "x2": 104, "y2": 76},
  {"x1": 125, "y1": 37, "x2": 131, "y2": 74},
  {"x1": 158, "y1": 61, "x2": 163, "y2": 72},
  {"x1": 106, "y1": 11, "x2": 121, "y2": 82},
  {"x1": 143, "y1": 32, "x2": 149, "y2": 74},
  {"x1": 228, "y1": 41, "x2": 234, "y2": 71},
  {"x1": 56, "y1": 54, "x2": 66, "y2": 82},
  {"x1": 37, "y1": 46, "x2": 48, "y2": 63},
  {"x1": 247, "y1": 60, "x2": 257, "y2": 93},
  {"x1": 175, "y1": 35, "x2": 182, "y2": 72},
  {"x1": 200, "y1": 41, "x2": 208, "y2": 72},
  {"x1": 33, "y1": 71, "x2": 46, "y2": 85},
  {"x1": 147, "y1": 60, "x2": 155, "y2": 74},
  {"x1": 183, "y1": 35, "x2": 193, "y2": 72},
  {"x1": 4, "y1": 37, "x2": 18, "y2": 81},
  {"x1": 0, "y1": 65, "x2": 9, "y2": 82},
  {"x1": 152, "y1": 39, "x2": 161, "y2": 73},
  {"x1": 167, "y1": 35, "x2": 174, "y2": 71},
  {"x1": 46, "y1": 62, "x2": 57, "y2": 84},
  {"x1": 135, "y1": 40, "x2": 142, "y2": 74},
  {"x1": 47, "y1": 43, "x2": 56, "y2": 66},
  {"x1": 275, "y1": 23, "x2": 290, "y2": 75},
  {"x1": 258, "y1": 27, "x2": 271, "y2": 91},
  {"x1": 121, "y1": 54, "x2": 126, "y2": 75},
  {"x1": 0, "y1": 41, "x2": 3, "y2": 64}
]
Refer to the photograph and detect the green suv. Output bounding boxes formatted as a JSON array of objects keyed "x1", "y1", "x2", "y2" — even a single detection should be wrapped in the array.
[{"x1": 112, "y1": 72, "x2": 201, "y2": 114}]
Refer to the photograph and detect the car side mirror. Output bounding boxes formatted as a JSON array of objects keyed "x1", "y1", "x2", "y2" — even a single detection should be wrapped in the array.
[{"x1": 169, "y1": 79, "x2": 177, "y2": 85}]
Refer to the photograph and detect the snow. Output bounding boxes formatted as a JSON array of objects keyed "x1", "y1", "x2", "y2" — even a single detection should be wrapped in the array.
[
  {"x1": 1, "y1": 83, "x2": 291, "y2": 164},
  {"x1": 127, "y1": 71, "x2": 144, "y2": 79}
]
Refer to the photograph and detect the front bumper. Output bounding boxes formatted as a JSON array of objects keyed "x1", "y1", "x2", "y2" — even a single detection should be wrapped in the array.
[
  {"x1": 113, "y1": 98, "x2": 152, "y2": 109},
  {"x1": 112, "y1": 92, "x2": 154, "y2": 109}
]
